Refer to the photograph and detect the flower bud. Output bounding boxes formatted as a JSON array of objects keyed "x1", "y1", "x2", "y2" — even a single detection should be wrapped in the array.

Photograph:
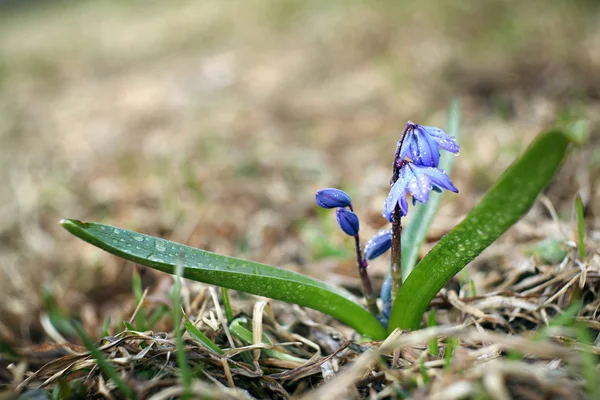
[
  {"x1": 335, "y1": 207, "x2": 360, "y2": 236},
  {"x1": 365, "y1": 230, "x2": 392, "y2": 260},
  {"x1": 315, "y1": 188, "x2": 352, "y2": 209}
]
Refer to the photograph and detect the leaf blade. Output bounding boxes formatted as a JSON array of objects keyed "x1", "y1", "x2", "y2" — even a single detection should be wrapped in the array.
[
  {"x1": 389, "y1": 130, "x2": 571, "y2": 332},
  {"x1": 61, "y1": 219, "x2": 387, "y2": 339}
]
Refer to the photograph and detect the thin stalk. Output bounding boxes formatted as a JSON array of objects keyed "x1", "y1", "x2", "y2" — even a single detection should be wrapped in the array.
[
  {"x1": 390, "y1": 124, "x2": 410, "y2": 301},
  {"x1": 349, "y1": 205, "x2": 379, "y2": 316},
  {"x1": 390, "y1": 207, "x2": 402, "y2": 301},
  {"x1": 355, "y1": 235, "x2": 379, "y2": 315}
]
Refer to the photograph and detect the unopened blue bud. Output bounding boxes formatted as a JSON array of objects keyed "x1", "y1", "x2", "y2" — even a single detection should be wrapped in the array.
[
  {"x1": 315, "y1": 188, "x2": 352, "y2": 209},
  {"x1": 335, "y1": 207, "x2": 360, "y2": 236},
  {"x1": 365, "y1": 230, "x2": 392, "y2": 260}
]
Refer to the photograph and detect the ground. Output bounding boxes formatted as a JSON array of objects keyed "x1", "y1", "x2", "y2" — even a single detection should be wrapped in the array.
[{"x1": 0, "y1": 0, "x2": 599, "y2": 398}]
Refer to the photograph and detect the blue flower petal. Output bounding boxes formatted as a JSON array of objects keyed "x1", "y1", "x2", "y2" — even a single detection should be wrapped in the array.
[
  {"x1": 399, "y1": 192, "x2": 409, "y2": 216},
  {"x1": 408, "y1": 128, "x2": 440, "y2": 167},
  {"x1": 383, "y1": 168, "x2": 409, "y2": 221},
  {"x1": 419, "y1": 125, "x2": 460, "y2": 154},
  {"x1": 406, "y1": 163, "x2": 431, "y2": 204},
  {"x1": 412, "y1": 165, "x2": 458, "y2": 193}
]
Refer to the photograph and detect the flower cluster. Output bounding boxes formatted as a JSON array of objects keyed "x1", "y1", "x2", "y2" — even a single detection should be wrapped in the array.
[
  {"x1": 314, "y1": 122, "x2": 459, "y2": 262},
  {"x1": 383, "y1": 122, "x2": 459, "y2": 222}
]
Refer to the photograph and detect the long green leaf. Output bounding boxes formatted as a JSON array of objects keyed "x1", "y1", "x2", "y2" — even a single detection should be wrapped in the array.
[
  {"x1": 61, "y1": 219, "x2": 387, "y2": 339},
  {"x1": 401, "y1": 99, "x2": 461, "y2": 280},
  {"x1": 388, "y1": 130, "x2": 571, "y2": 332}
]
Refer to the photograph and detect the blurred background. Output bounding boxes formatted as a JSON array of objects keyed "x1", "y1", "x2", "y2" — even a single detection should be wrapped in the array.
[{"x1": 1, "y1": 0, "x2": 599, "y2": 343}]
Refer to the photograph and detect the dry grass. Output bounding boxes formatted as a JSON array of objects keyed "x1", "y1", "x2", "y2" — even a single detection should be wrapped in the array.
[
  {"x1": 7, "y1": 247, "x2": 600, "y2": 398},
  {"x1": 1, "y1": 0, "x2": 600, "y2": 398}
]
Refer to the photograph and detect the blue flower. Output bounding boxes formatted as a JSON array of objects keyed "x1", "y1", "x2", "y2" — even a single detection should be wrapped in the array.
[
  {"x1": 336, "y1": 207, "x2": 360, "y2": 236},
  {"x1": 397, "y1": 121, "x2": 460, "y2": 167},
  {"x1": 315, "y1": 188, "x2": 352, "y2": 209},
  {"x1": 365, "y1": 230, "x2": 392, "y2": 260},
  {"x1": 383, "y1": 161, "x2": 458, "y2": 221}
]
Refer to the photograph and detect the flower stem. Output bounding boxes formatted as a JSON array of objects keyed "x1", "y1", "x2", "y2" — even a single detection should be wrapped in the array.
[
  {"x1": 389, "y1": 123, "x2": 410, "y2": 301},
  {"x1": 349, "y1": 205, "x2": 379, "y2": 316},
  {"x1": 390, "y1": 206, "x2": 402, "y2": 301}
]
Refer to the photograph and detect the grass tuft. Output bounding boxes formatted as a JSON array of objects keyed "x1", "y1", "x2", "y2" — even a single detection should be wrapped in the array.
[{"x1": 72, "y1": 321, "x2": 136, "y2": 400}]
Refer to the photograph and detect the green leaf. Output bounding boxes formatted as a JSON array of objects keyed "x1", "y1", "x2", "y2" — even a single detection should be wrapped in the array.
[
  {"x1": 401, "y1": 99, "x2": 461, "y2": 280},
  {"x1": 60, "y1": 219, "x2": 387, "y2": 339},
  {"x1": 389, "y1": 130, "x2": 571, "y2": 332}
]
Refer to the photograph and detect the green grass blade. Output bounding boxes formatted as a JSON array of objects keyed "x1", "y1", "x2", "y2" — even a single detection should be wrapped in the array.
[
  {"x1": 100, "y1": 317, "x2": 111, "y2": 338},
  {"x1": 172, "y1": 257, "x2": 192, "y2": 398},
  {"x1": 444, "y1": 337, "x2": 458, "y2": 370},
  {"x1": 131, "y1": 269, "x2": 147, "y2": 331},
  {"x1": 123, "y1": 321, "x2": 137, "y2": 332},
  {"x1": 148, "y1": 305, "x2": 169, "y2": 329},
  {"x1": 575, "y1": 194, "x2": 585, "y2": 259},
  {"x1": 221, "y1": 287, "x2": 234, "y2": 323},
  {"x1": 401, "y1": 99, "x2": 461, "y2": 280},
  {"x1": 427, "y1": 310, "x2": 438, "y2": 357},
  {"x1": 60, "y1": 219, "x2": 387, "y2": 339},
  {"x1": 575, "y1": 325, "x2": 598, "y2": 399},
  {"x1": 184, "y1": 318, "x2": 224, "y2": 355},
  {"x1": 389, "y1": 130, "x2": 571, "y2": 332}
]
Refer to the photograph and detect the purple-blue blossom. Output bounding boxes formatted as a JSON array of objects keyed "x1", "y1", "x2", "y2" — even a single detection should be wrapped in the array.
[
  {"x1": 336, "y1": 207, "x2": 360, "y2": 236},
  {"x1": 397, "y1": 121, "x2": 460, "y2": 168},
  {"x1": 383, "y1": 160, "x2": 458, "y2": 221},
  {"x1": 365, "y1": 230, "x2": 392, "y2": 260},
  {"x1": 315, "y1": 188, "x2": 352, "y2": 209}
]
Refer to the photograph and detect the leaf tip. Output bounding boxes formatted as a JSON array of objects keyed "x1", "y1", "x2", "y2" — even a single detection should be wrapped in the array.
[{"x1": 60, "y1": 219, "x2": 88, "y2": 232}]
